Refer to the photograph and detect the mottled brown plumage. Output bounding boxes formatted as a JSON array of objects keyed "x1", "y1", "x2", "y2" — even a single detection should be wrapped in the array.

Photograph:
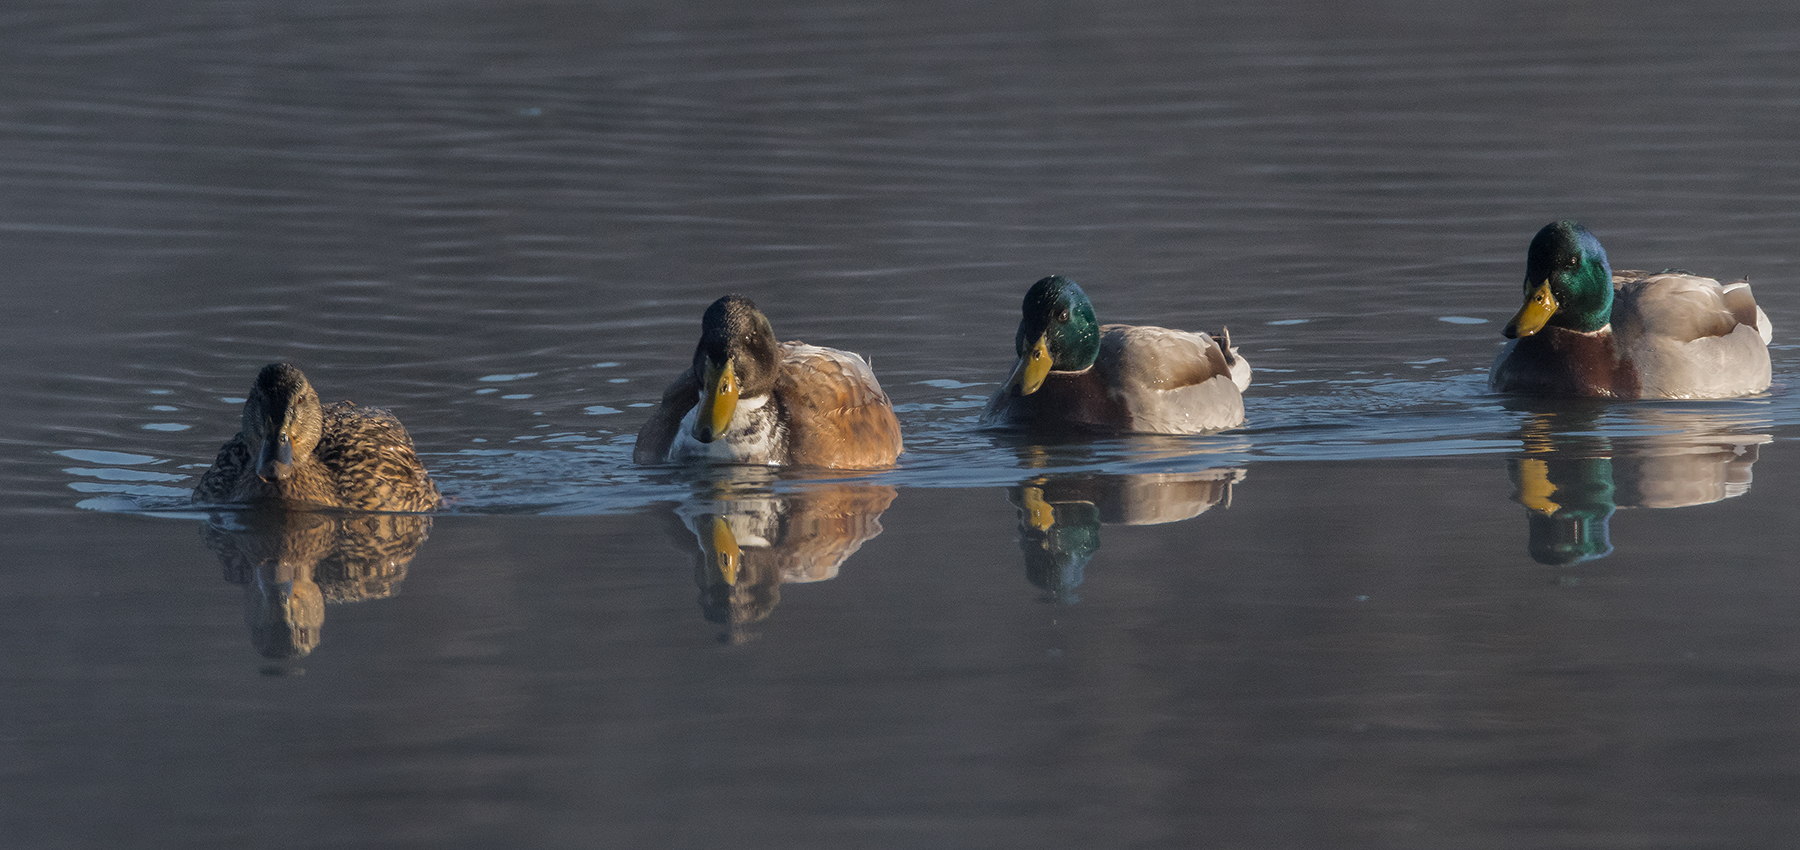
[
  {"x1": 193, "y1": 364, "x2": 440, "y2": 511},
  {"x1": 634, "y1": 295, "x2": 903, "y2": 469}
]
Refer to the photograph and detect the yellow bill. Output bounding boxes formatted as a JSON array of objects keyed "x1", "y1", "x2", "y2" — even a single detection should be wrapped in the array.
[
  {"x1": 694, "y1": 359, "x2": 740, "y2": 443},
  {"x1": 1504, "y1": 280, "x2": 1558, "y2": 339},
  {"x1": 1009, "y1": 334, "x2": 1052, "y2": 396}
]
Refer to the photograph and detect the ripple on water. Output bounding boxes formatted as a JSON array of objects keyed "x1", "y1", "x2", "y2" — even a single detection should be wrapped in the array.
[
  {"x1": 54, "y1": 449, "x2": 160, "y2": 466},
  {"x1": 57, "y1": 361, "x2": 1800, "y2": 518},
  {"x1": 57, "y1": 447, "x2": 194, "y2": 510}
]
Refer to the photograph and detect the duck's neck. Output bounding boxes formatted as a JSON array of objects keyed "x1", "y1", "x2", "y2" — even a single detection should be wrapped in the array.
[{"x1": 672, "y1": 393, "x2": 786, "y2": 465}]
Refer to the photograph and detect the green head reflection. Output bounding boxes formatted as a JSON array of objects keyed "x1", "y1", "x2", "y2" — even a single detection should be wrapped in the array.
[
  {"x1": 1512, "y1": 456, "x2": 1616, "y2": 566},
  {"x1": 1014, "y1": 485, "x2": 1099, "y2": 603}
]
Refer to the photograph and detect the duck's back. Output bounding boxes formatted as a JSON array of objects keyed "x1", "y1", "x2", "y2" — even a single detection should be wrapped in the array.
[
  {"x1": 193, "y1": 438, "x2": 255, "y2": 505},
  {"x1": 1095, "y1": 324, "x2": 1248, "y2": 433},
  {"x1": 774, "y1": 342, "x2": 903, "y2": 469},
  {"x1": 1610, "y1": 271, "x2": 1771, "y2": 399},
  {"x1": 314, "y1": 402, "x2": 441, "y2": 511}
]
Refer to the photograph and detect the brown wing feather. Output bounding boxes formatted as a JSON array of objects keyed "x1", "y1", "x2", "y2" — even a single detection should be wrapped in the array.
[
  {"x1": 774, "y1": 343, "x2": 903, "y2": 469},
  {"x1": 314, "y1": 402, "x2": 440, "y2": 511},
  {"x1": 634, "y1": 365, "x2": 702, "y2": 464},
  {"x1": 193, "y1": 435, "x2": 253, "y2": 504}
]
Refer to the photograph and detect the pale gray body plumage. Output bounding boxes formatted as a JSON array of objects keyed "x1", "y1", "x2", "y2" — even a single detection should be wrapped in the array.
[
  {"x1": 1095, "y1": 324, "x2": 1252, "y2": 433},
  {"x1": 1490, "y1": 271, "x2": 1773, "y2": 399},
  {"x1": 981, "y1": 324, "x2": 1252, "y2": 434},
  {"x1": 1607, "y1": 271, "x2": 1771, "y2": 398}
]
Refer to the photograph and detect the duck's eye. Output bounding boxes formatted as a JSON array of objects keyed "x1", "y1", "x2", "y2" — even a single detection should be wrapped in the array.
[{"x1": 1056, "y1": 309, "x2": 1070, "y2": 324}]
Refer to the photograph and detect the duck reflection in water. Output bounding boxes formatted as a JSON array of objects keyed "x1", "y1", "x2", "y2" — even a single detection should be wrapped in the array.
[
  {"x1": 1509, "y1": 407, "x2": 1766, "y2": 566},
  {"x1": 201, "y1": 508, "x2": 431, "y2": 659},
  {"x1": 1010, "y1": 468, "x2": 1244, "y2": 603},
  {"x1": 669, "y1": 474, "x2": 895, "y2": 643}
]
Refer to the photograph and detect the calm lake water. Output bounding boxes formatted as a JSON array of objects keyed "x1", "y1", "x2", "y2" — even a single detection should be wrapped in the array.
[{"x1": 8, "y1": 1, "x2": 1800, "y2": 847}]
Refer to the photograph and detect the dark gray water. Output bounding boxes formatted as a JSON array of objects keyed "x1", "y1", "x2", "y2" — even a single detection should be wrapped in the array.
[{"x1": 8, "y1": 1, "x2": 1800, "y2": 847}]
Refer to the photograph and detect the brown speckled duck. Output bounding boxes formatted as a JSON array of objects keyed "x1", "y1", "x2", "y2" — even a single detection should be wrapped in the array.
[
  {"x1": 193, "y1": 363, "x2": 440, "y2": 511},
  {"x1": 634, "y1": 295, "x2": 903, "y2": 469}
]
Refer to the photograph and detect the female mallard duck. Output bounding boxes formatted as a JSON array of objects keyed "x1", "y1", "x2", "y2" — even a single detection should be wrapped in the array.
[
  {"x1": 193, "y1": 363, "x2": 441, "y2": 511},
  {"x1": 1490, "y1": 221, "x2": 1773, "y2": 398},
  {"x1": 634, "y1": 294, "x2": 903, "y2": 469},
  {"x1": 979, "y1": 275, "x2": 1252, "y2": 434}
]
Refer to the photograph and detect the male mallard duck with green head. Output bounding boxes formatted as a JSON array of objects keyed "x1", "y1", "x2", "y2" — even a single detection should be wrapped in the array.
[
  {"x1": 634, "y1": 294, "x2": 903, "y2": 469},
  {"x1": 1490, "y1": 221, "x2": 1772, "y2": 398},
  {"x1": 980, "y1": 275, "x2": 1251, "y2": 434},
  {"x1": 193, "y1": 363, "x2": 440, "y2": 511}
]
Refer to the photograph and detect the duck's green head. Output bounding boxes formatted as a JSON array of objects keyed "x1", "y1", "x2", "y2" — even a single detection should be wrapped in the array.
[
  {"x1": 243, "y1": 363, "x2": 324, "y2": 483},
  {"x1": 1006, "y1": 275, "x2": 1100, "y2": 395},
  {"x1": 1013, "y1": 484, "x2": 1097, "y2": 604},
  {"x1": 1505, "y1": 220, "x2": 1614, "y2": 338},
  {"x1": 691, "y1": 294, "x2": 781, "y2": 444},
  {"x1": 1516, "y1": 456, "x2": 1617, "y2": 566}
]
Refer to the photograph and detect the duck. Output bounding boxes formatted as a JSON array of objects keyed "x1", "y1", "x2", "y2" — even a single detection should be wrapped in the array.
[
  {"x1": 979, "y1": 275, "x2": 1252, "y2": 434},
  {"x1": 193, "y1": 363, "x2": 441, "y2": 511},
  {"x1": 634, "y1": 294, "x2": 904, "y2": 469},
  {"x1": 1489, "y1": 221, "x2": 1772, "y2": 399}
]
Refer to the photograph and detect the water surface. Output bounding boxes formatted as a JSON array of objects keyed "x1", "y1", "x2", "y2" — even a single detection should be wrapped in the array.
[{"x1": 7, "y1": 1, "x2": 1800, "y2": 847}]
